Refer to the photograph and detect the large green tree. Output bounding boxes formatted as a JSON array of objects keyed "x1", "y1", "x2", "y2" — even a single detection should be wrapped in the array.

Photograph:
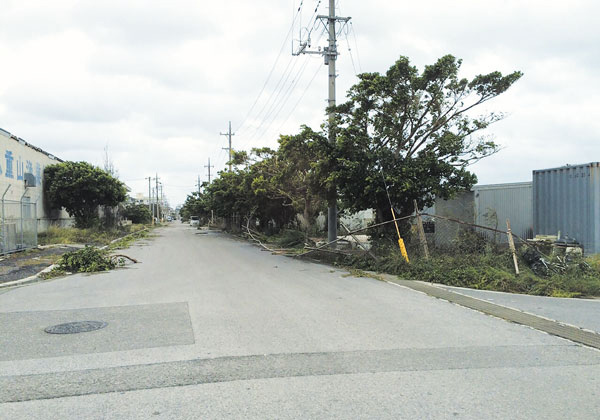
[
  {"x1": 44, "y1": 161, "x2": 127, "y2": 228},
  {"x1": 180, "y1": 191, "x2": 208, "y2": 222},
  {"x1": 331, "y1": 55, "x2": 522, "y2": 233},
  {"x1": 205, "y1": 150, "x2": 296, "y2": 230},
  {"x1": 122, "y1": 203, "x2": 152, "y2": 224},
  {"x1": 250, "y1": 126, "x2": 328, "y2": 231}
]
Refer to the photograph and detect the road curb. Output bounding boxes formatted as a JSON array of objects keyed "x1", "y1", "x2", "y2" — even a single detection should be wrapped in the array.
[
  {"x1": 0, "y1": 263, "x2": 58, "y2": 289},
  {"x1": 381, "y1": 274, "x2": 600, "y2": 350}
]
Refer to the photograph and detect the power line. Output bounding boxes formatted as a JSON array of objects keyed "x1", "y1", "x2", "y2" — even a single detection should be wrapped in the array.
[
  {"x1": 235, "y1": 1, "x2": 306, "y2": 134},
  {"x1": 243, "y1": 56, "x2": 311, "y2": 145},
  {"x1": 238, "y1": 56, "x2": 299, "y2": 138},
  {"x1": 239, "y1": 24, "x2": 328, "y2": 150},
  {"x1": 208, "y1": 3, "x2": 307, "y2": 176},
  {"x1": 350, "y1": 22, "x2": 362, "y2": 73},
  {"x1": 236, "y1": 1, "x2": 324, "y2": 150},
  {"x1": 237, "y1": 57, "x2": 306, "y2": 148},
  {"x1": 275, "y1": 60, "x2": 322, "y2": 134},
  {"x1": 344, "y1": 23, "x2": 358, "y2": 75},
  {"x1": 250, "y1": 55, "x2": 317, "y2": 144}
]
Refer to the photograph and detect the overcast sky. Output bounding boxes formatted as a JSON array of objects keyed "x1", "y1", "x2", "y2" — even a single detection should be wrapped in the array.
[{"x1": 1, "y1": 0, "x2": 598, "y2": 206}]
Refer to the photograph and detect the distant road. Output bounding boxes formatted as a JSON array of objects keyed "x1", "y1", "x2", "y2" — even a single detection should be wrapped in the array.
[{"x1": 1, "y1": 223, "x2": 599, "y2": 419}]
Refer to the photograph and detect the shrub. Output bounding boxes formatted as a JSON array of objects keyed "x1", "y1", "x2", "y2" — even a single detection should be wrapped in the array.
[
  {"x1": 122, "y1": 204, "x2": 152, "y2": 224},
  {"x1": 273, "y1": 229, "x2": 307, "y2": 248}
]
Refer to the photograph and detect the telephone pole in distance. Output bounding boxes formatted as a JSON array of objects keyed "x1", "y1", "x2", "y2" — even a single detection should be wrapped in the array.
[
  {"x1": 155, "y1": 174, "x2": 160, "y2": 222},
  {"x1": 220, "y1": 121, "x2": 235, "y2": 172},
  {"x1": 205, "y1": 158, "x2": 214, "y2": 184},
  {"x1": 146, "y1": 176, "x2": 152, "y2": 215}
]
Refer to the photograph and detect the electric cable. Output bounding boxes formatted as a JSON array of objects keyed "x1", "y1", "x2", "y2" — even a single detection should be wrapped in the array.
[
  {"x1": 275, "y1": 60, "x2": 322, "y2": 134},
  {"x1": 234, "y1": 1, "x2": 305, "y2": 134}
]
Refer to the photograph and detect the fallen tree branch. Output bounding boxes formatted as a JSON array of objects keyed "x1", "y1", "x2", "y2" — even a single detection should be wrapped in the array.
[
  {"x1": 110, "y1": 254, "x2": 139, "y2": 263},
  {"x1": 302, "y1": 247, "x2": 354, "y2": 256},
  {"x1": 340, "y1": 221, "x2": 379, "y2": 262}
]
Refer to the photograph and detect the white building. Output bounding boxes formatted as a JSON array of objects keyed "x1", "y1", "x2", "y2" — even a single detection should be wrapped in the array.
[{"x1": 0, "y1": 127, "x2": 72, "y2": 234}]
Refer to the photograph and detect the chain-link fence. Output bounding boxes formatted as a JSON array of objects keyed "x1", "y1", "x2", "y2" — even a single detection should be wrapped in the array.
[
  {"x1": 241, "y1": 211, "x2": 540, "y2": 268},
  {"x1": 400, "y1": 214, "x2": 523, "y2": 259},
  {"x1": 206, "y1": 208, "x2": 572, "y2": 265},
  {"x1": 1, "y1": 199, "x2": 38, "y2": 255}
]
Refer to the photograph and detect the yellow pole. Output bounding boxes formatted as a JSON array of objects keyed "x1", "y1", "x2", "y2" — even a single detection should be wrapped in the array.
[{"x1": 390, "y1": 207, "x2": 409, "y2": 263}]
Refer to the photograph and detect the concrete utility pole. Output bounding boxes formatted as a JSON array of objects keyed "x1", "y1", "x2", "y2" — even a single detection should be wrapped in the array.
[
  {"x1": 146, "y1": 177, "x2": 152, "y2": 214},
  {"x1": 205, "y1": 158, "x2": 214, "y2": 184},
  {"x1": 197, "y1": 176, "x2": 201, "y2": 194},
  {"x1": 159, "y1": 183, "x2": 164, "y2": 221},
  {"x1": 293, "y1": 0, "x2": 350, "y2": 246},
  {"x1": 150, "y1": 182, "x2": 155, "y2": 224},
  {"x1": 220, "y1": 121, "x2": 235, "y2": 172},
  {"x1": 155, "y1": 174, "x2": 160, "y2": 222}
]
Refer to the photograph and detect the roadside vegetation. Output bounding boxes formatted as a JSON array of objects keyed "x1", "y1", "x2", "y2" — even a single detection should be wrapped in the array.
[
  {"x1": 38, "y1": 224, "x2": 148, "y2": 247},
  {"x1": 39, "y1": 227, "x2": 150, "y2": 279},
  {"x1": 357, "y1": 253, "x2": 599, "y2": 298},
  {"x1": 180, "y1": 55, "x2": 522, "y2": 237},
  {"x1": 301, "y1": 233, "x2": 600, "y2": 298},
  {"x1": 41, "y1": 246, "x2": 124, "y2": 279},
  {"x1": 175, "y1": 54, "x2": 599, "y2": 298},
  {"x1": 44, "y1": 161, "x2": 128, "y2": 228}
]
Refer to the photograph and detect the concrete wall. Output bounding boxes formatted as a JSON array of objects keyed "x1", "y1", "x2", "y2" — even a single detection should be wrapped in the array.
[{"x1": 0, "y1": 128, "x2": 72, "y2": 231}]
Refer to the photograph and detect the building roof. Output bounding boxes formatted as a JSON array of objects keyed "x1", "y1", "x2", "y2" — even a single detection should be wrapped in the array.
[{"x1": 0, "y1": 127, "x2": 63, "y2": 162}]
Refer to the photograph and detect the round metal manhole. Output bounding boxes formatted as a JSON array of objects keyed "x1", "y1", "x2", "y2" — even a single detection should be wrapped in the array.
[{"x1": 44, "y1": 321, "x2": 108, "y2": 334}]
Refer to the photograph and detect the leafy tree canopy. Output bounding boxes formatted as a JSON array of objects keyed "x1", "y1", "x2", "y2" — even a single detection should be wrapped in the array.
[
  {"x1": 122, "y1": 203, "x2": 152, "y2": 224},
  {"x1": 331, "y1": 54, "x2": 522, "y2": 224},
  {"x1": 44, "y1": 161, "x2": 127, "y2": 228},
  {"x1": 187, "y1": 55, "x2": 521, "y2": 239},
  {"x1": 202, "y1": 128, "x2": 329, "y2": 231},
  {"x1": 180, "y1": 190, "x2": 209, "y2": 222}
]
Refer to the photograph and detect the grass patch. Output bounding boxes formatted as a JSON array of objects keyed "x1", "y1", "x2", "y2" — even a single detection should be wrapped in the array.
[
  {"x1": 267, "y1": 229, "x2": 308, "y2": 248},
  {"x1": 587, "y1": 254, "x2": 600, "y2": 272},
  {"x1": 341, "y1": 268, "x2": 385, "y2": 281},
  {"x1": 108, "y1": 228, "x2": 151, "y2": 250},
  {"x1": 38, "y1": 224, "x2": 149, "y2": 246}
]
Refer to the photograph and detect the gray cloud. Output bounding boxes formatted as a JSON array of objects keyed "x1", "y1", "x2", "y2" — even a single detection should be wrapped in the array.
[{"x1": 0, "y1": 0, "x2": 598, "y2": 206}]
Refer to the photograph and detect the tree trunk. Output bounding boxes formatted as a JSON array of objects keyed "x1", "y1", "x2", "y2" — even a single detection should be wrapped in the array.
[{"x1": 303, "y1": 196, "x2": 311, "y2": 233}]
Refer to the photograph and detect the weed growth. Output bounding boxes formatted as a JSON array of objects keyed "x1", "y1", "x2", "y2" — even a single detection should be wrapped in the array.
[
  {"x1": 38, "y1": 224, "x2": 148, "y2": 246},
  {"x1": 315, "y1": 248, "x2": 600, "y2": 298}
]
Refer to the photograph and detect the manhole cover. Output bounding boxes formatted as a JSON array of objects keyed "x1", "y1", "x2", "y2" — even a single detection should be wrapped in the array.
[{"x1": 44, "y1": 321, "x2": 108, "y2": 334}]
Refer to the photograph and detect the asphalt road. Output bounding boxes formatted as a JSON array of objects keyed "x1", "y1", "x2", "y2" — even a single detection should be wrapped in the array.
[{"x1": 1, "y1": 223, "x2": 599, "y2": 419}]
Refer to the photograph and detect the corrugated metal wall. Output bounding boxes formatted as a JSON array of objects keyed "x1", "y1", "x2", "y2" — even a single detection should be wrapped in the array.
[
  {"x1": 474, "y1": 182, "x2": 533, "y2": 242},
  {"x1": 533, "y1": 162, "x2": 600, "y2": 254}
]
